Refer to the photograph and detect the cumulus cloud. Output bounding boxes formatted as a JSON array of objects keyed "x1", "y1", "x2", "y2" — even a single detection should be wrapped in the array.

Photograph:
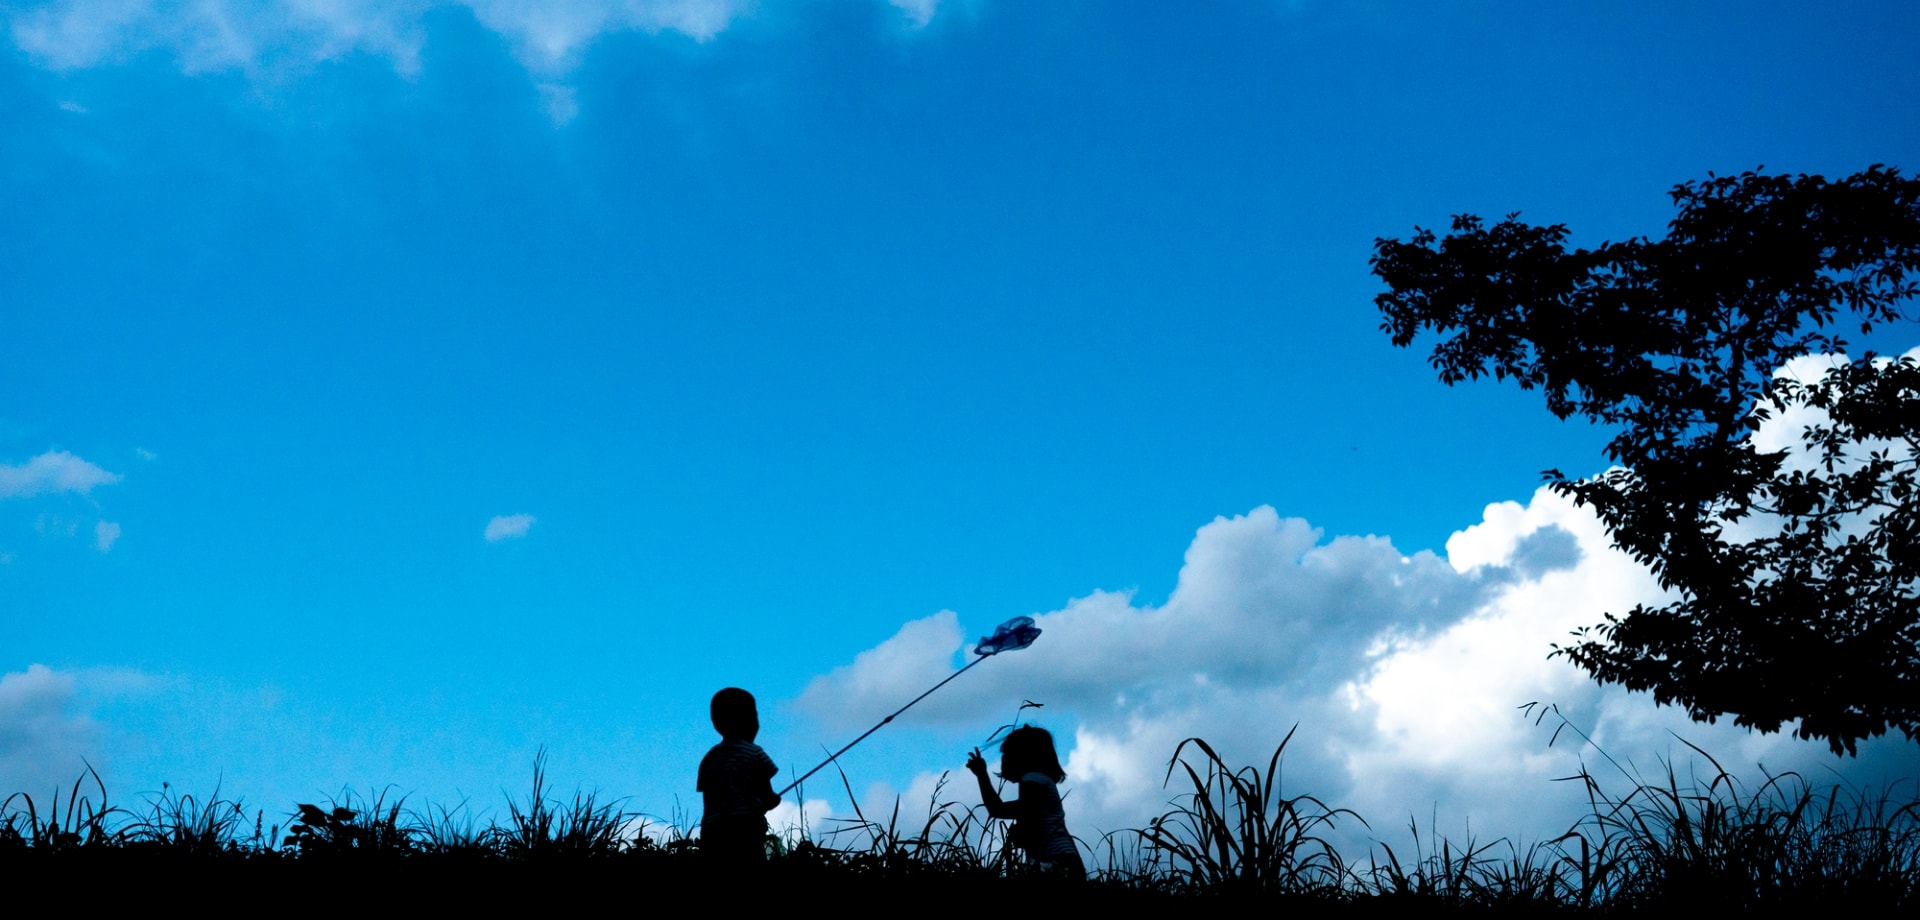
[
  {"x1": 1729, "y1": 347, "x2": 1920, "y2": 548},
  {"x1": 0, "y1": 451, "x2": 122, "y2": 499},
  {"x1": 484, "y1": 513, "x2": 536, "y2": 542},
  {"x1": 793, "y1": 490, "x2": 1920, "y2": 853},
  {"x1": 1747, "y1": 348, "x2": 1919, "y2": 463},
  {"x1": 798, "y1": 509, "x2": 1485, "y2": 733},
  {"x1": 765, "y1": 796, "x2": 836, "y2": 844},
  {"x1": 94, "y1": 520, "x2": 121, "y2": 552},
  {"x1": 0, "y1": 665, "x2": 101, "y2": 797}
]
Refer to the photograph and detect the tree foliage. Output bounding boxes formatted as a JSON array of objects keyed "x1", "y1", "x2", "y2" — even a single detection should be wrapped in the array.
[{"x1": 1372, "y1": 166, "x2": 1920, "y2": 754}]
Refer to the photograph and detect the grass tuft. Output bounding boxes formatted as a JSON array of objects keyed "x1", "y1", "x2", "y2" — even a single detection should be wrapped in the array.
[
  {"x1": 1138, "y1": 727, "x2": 1359, "y2": 897},
  {"x1": 498, "y1": 747, "x2": 632, "y2": 860}
]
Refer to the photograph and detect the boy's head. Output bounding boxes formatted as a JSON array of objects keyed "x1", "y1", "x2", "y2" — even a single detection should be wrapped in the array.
[{"x1": 710, "y1": 687, "x2": 760, "y2": 741}]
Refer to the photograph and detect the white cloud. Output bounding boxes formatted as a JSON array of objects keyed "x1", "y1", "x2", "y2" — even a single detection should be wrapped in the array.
[
  {"x1": 0, "y1": 450, "x2": 122, "y2": 499},
  {"x1": 94, "y1": 520, "x2": 122, "y2": 552},
  {"x1": 0, "y1": 665, "x2": 100, "y2": 798},
  {"x1": 798, "y1": 508, "x2": 1481, "y2": 734},
  {"x1": 484, "y1": 512, "x2": 536, "y2": 542},
  {"x1": 765, "y1": 796, "x2": 835, "y2": 844},
  {"x1": 792, "y1": 490, "x2": 1920, "y2": 855},
  {"x1": 1744, "y1": 349, "x2": 1920, "y2": 463},
  {"x1": 1730, "y1": 347, "x2": 1920, "y2": 547}
]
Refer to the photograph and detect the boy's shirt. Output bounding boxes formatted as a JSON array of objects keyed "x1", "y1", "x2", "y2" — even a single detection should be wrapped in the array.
[{"x1": 698, "y1": 738, "x2": 778, "y2": 819}]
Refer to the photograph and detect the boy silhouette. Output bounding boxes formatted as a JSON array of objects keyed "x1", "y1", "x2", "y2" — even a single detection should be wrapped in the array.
[{"x1": 697, "y1": 687, "x2": 780, "y2": 867}]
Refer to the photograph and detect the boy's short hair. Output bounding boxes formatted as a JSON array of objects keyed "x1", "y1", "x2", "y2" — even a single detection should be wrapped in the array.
[{"x1": 711, "y1": 687, "x2": 757, "y2": 737}]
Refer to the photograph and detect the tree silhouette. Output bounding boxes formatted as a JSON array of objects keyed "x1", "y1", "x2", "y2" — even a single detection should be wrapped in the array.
[{"x1": 1372, "y1": 166, "x2": 1920, "y2": 754}]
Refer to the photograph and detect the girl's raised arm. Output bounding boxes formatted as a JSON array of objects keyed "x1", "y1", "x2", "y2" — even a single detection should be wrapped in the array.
[{"x1": 966, "y1": 748, "x2": 1019, "y2": 819}]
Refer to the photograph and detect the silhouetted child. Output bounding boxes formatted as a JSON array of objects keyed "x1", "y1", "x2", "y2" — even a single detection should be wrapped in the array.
[
  {"x1": 966, "y1": 725, "x2": 1085, "y2": 877},
  {"x1": 698, "y1": 687, "x2": 780, "y2": 867}
]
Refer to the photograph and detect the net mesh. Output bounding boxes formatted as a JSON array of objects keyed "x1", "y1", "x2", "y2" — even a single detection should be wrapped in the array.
[{"x1": 973, "y1": 616, "x2": 1041, "y2": 656}]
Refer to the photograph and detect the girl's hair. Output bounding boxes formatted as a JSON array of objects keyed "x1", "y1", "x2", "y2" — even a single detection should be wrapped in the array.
[{"x1": 998, "y1": 726, "x2": 1066, "y2": 783}]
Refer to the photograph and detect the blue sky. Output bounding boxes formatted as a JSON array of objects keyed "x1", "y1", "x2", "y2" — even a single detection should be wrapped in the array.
[{"x1": 5, "y1": 0, "x2": 1918, "y2": 851}]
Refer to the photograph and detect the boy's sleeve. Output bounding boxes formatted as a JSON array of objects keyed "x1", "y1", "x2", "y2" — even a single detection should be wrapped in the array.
[{"x1": 757, "y1": 748, "x2": 781, "y2": 810}]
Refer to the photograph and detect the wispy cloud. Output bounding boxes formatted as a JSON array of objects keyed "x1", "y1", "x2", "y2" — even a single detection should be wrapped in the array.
[
  {"x1": 462, "y1": 0, "x2": 745, "y2": 74},
  {"x1": 7, "y1": 1, "x2": 753, "y2": 79},
  {"x1": 484, "y1": 513, "x2": 536, "y2": 542},
  {"x1": 887, "y1": 0, "x2": 941, "y2": 29},
  {"x1": 5, "y1": 0, "x2": 776, "y2": 125},
  {"x1": 5, "y1": 0, "x2": 951, "y2": 124},
  {"x1": 8, "y1": 0, "x2": 437, "y2": 75},
  {"x1": 0, "y1": 450, "x2": 122, "y2": 499},
  {"x1": 94, "y1": 520, "x2": 121, "y2": 553},
  {"x1": 35, "y1": 513, "x2": 80, "y2": 537}
]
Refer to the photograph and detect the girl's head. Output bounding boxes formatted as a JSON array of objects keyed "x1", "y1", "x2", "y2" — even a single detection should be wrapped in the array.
[{"x1": 997, "y1": 726, "x2": 1065, "y2": 783}]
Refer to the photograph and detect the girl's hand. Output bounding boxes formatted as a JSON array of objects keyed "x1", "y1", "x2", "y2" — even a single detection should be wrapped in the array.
[{"x1": 965, "y1": 748, "x2": 989, "y2": 778}]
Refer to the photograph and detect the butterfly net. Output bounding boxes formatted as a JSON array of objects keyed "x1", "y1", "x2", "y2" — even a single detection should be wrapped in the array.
[{"x1": 974, "y1": 616, "x2": 1042, "y2": 656}]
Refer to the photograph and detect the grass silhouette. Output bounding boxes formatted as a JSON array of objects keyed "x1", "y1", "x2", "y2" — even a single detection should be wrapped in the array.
[{"x1": 4, "y1": 729, "x2": 1914, "y2": 909}]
